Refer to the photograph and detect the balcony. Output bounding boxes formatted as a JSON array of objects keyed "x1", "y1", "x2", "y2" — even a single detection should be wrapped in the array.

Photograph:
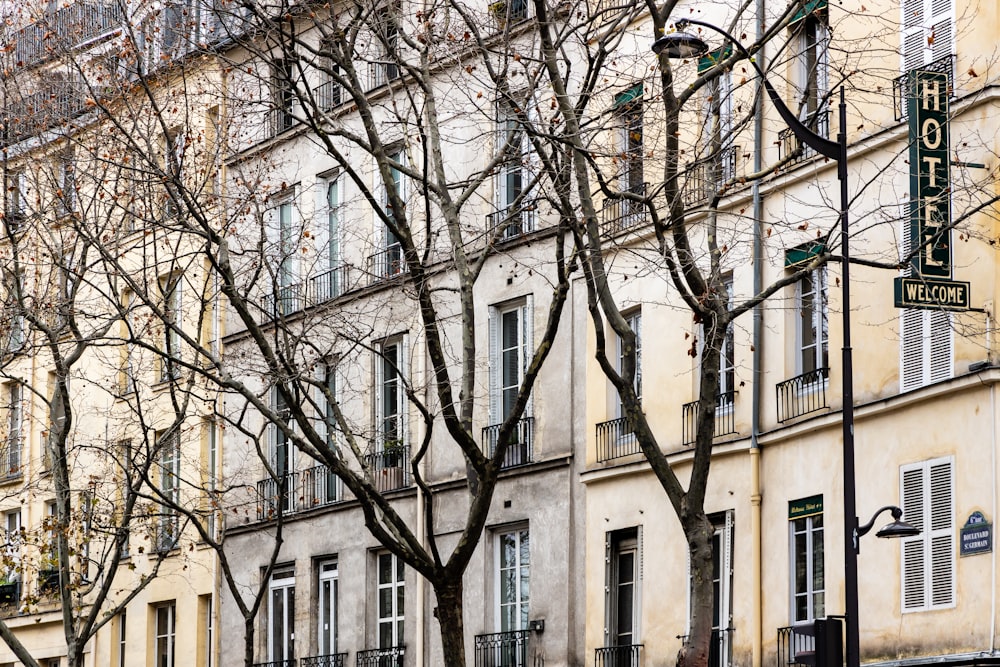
[
  {"x1": 681, "y1": 392, "x2": 736, "y2": 447},
  {"x1": 369, "y1": 246, "x2": 406, "y2": 284},
  {"x1": 678, "y1": 628, "x2": 733, "y2": 667},
  {"x1": 683, "y1": 145, "x2": 739, "y2": 208},
  {"x1": 266, "y1": 283, "x2": 306, "y2": 318},
  {"x1": 364, "y1": 445, "x2": 411, "y2": 492},
  {"x1": 268, "y1": 107, "x2": 297, "y2": 138},
  {"x1": 256, "y1": 464, "x2": 344, "y2": 521},
  {"x1": 595, "y1": 417, "x2": 641, "y2": 463},
  {"x1": 357, "y1": 646, "x2": 404, "y2": 667},
  {"x1": 600, "y1": 185, "x2": 646, "y2": 237},
  {"x1": 776, "y1": 368, "x2": 829, "y2": 423},
  {"x1": 777, "y1": 620, "x2": 843, "y2": 667},
  {"x1": 778, "y1": 109, "x2": 830, "y2": 165},
  {"x1": 474, "y1": 630, "x2": 529, "y2": 667},
  {"x1": 13, "y1": 1, "x2": 124, "y2": 70},
  {"x1": 594, "y1": 644, "x2": 642, "y2": 667},
  {"x1": 315, "y1": 80, "x2": 343, "y2": 111},
  {"x1": 482, "y1": 417, "x2": 534, "y2": 469},
  {"x1": 262, "y1": 265, "x2": 353, "y2": 319},
  {"x1": 1, "y1": 79, "x2": 89, "y2": 147},
  {"x1": 253, "y1": 661, "x2": 296, "y2": 667},
  {"x1": 486, "y1": 202, "x2": 536, "y2": 244},
  {"x1": 0, "y1": 436, "x2": 23, "y2": 481},
  {"x1": 893, "y1": 54, "x2": 954, "y2": 120},
  {"x1": 368, "y1": 62, "x2": 401, "y2": 90},
  {"x1": 309, "y1": 265, "x2": 351, "y2": 304},
  {"x1": 301, "y1": 654, "x2": 347, "y2": 667}
]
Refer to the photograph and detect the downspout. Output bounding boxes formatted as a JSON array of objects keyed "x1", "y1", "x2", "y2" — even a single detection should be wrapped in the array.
[
  {"x1": 415, "y1": 332, "x2": 425, "y2": 667},
  {"x1": 989, "y1": 306, "x2": 996, "y2": 654},
  {"x1": 750, "y1": 3, "x2": 766, "y2": 667}
]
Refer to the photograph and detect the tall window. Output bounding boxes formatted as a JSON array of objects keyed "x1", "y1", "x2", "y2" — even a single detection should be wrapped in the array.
[
  {"x1": 698, "y1": 48, "x2": 735, "y2": 187},
  {"x1": 373, "y1": 7, "x2": 400, "y2": 85},
  {"x1": 159, "y1": 274, "x2": 182, "y2": 382},
  {"x1": 117, "y1": 612, "x2": 127, "y2": 667},
  {"x1": 901, "y1": 457, "x2": 954, "y2": 612},
  {"x1": 154, "y1": 602, "x2": 176, "y2": 667},
  {"x1": 322, "y1": 177, "x2": 342, "y2": 298},
  {"x1": 488, "y1": 299, "x2": 533, "y2": 466},
  {"x1": 901, "y1": 0, "x2": 953, "y2": 70},
  {"x1": 376, "y1": 339, "x2": 405, "y2": 455},
  {"x1": 494, "y1": 98, "x2": 531, "y2": 239},
  {"x1": 616, "y1": 310, "x2": 642, "y2": 419},
  {"x1": 719, "y1": 277, "x2": 735, "y2": 402},
  {"x1": 205, "y1": 419, "x2": 218, "y2": 541},
  {"x1": 319, "y1": 39, "x2": 342, "y2": 109},
  {"x1": 271, "y1": 389, "x2": 293, "y2": 484},
  {"x1": 614, "y1": 86, "x2": 644, "y2": 196},
  {"x1": 497, "y1": 528, "x2": 530, "y2": 632},
  {"x1": 156, "y1": 430, "x2": 180, "y2": 551},
  {"x1": 4, "y1": 169, "x2": 25, "y2": 231},
  {"x1": 2, "y1": 383, "x2": 21, "y2": 478},
  {"x1": 272, "y1": 59, "x2": 296, "y2": 134},
  {"x1": 57, "y1": 152, "x2": 75, "y2": 217},
  {"x1": 318, "y1": 559, "x2": 339, "y2": 655},
  {"x1": 605, "y1": 527, "x2": 639, "y2": 649},
  {"x1": 789, "y1": 496, "x2": 824, "y2": 623},
  {"x1": 377, "y1": 552, "x2": 404, "y2": 648},
  {"x1": 689, "y1": 513, "x2": 733, "y2": 667},
  {"x1": 268, "y1": 568, "x2": 295, "y2": 662},
  {"x1": 377, "y1": 153, "x2": 405, "y2": 278},
  {"x1": 797, "y1": 268, "x2": 828, "y2": 379},
  {"x1": 162, "y1": 129, "x2": 184, "y2": 219},
  {"x1": 791, "y1": 9, "x2": 829, "y2": 131},
  {"x1": 3, "y1": 510, "x2": 21, "y2": 576}
]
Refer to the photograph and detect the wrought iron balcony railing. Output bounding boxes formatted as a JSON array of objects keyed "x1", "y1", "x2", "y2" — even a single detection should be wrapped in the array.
[
  {"x1": 268, "y1": 107, "x2": 297, "y2": 137},
  {"x1": 13, "y1": 1, "x2": 125, "y2": 69},
  {"x1": 301, "y1": 654, "x2": 347, "y2": 667},
  {"x1": 369, "y1": 245, "x2": 406, "y2": 284},
  {"x1": 683, "y1": 145, "x2": 739, "y2": 208},
  {"x1": 315, "y1": 80, "x2": 343, "y2": 111},
  {"x1": 594, "y1": 644, "x2": 643, "y2": 667},
  {"x1": 253, "y1": 661, "x2": 296, "y2": 667},
  {"x1": 778, "y1": 109, "x2": 830, "y2": 164},
  {"x1": 256, "y1": 464, "x2": 344, "y2": 521},
  {"x1": 482, "y1": 417, "x2": 534, "y2": 469},
  {"x1": 364, "y1": 445, "x2": 411, "y2": 492},
  {"x1": 777, "y1": 621, "x2": 843, "y2": 667},
  {"x1": 357, "y1": 646, "x2": 405, "y2": 667},
  {"x1": 474, "y1": 630, "x2": 529, "y2": 667},
  {"x1": 595, "y1": 417, "x2": 641, "y2": 462},
  {"x1": 266, "y1": 283, "x2": 306, "y2": 318},
  {"x1": 776, "y1": 367, "x2": 829, "y2": 423},
  {"x1": 1, "y1": 79, "x2": 89, "y2": 148},
  {"x1": 681, "y1": 391, "x2": 736, "y2": 447},
  {"x1": 892, "y1": 55, "x2": 954, "y2": 120},
  {"x1": 486, "y1": 202, "x2": 536, "y2": 244},
  {"x1": 260, "y1": 265, "x2": 353, "y2": 320},
  {"x1": 599, "y1": 183, "x2": 647, "y2": 237},
  {"x1": 368, "y1": 62, "x2": 401, "y2": 90},
  {"x1": 678, "y1": 628, "x2": 734, "y2": 667},
  {"x1": 309, "y1": 265, "x2": 351, "y2": 304},
  {"x1": 0, "y1": 436, "x2": 23, "y2": 480}
]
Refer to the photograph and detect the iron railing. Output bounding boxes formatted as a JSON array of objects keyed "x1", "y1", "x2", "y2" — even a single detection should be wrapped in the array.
[
  {"x1": 684, "y1": 145, "x2": 739, "y2": 208},
  {"x1": 776, "y1": 367, "x2": 829, "y2": 423},
  {"x1": 0, "y1": 436, "x2": 22, "y2": 479},
  {"x1": 315, "y1": 80, "x2": 343, "y2": 110},
  {"x1": 268, "y1": 107, "x2": 297, "y2": 137},
  {"x1": 594, "y1": 644, "x2": 642, "y2": 667},
  {"x1": 266, "y1": 283, "x2": 306, "y2": 317},
  {"x1": 678, "y1": 628, "x2": 733, "y2": 667},
  {"x1": 261, "y1": 265, "x2": 353, "y2": 319},
  {"x1": 482, "y1": 417, "x2": 534, "y2": 469},
  {"x1": 13, "y1": 1, "x2": 124, "y2": 69},
  {"x1": 1, "y1": 79, "x2": 89, "y2": 147},
  {"x1": 682, "y1": 391, "x2": 736, "y2": 446},
  {"x1": 302, "y1": 654, "x2": 347, "y2": 667},
  {"x1": 893, "y1": 55, "x2": 954, "y2": 120},
  {"x1": 256, "y1": 464, "x2": 344, "y2": 521},
  {"x1": 364, "y1": 445, "x2": 411, "y2": 492},
  {"x1": 357, "y1": 646, "x2": 405, "y2": 667},
  {"x1": 474, "y1": 630, "x2": 529, "y2": 667},
  {"x1": 368, "y1": 62, "x2": 401, "y2": 90},
  {"x1": 486, "y1": 202, "x2": 536, "y2": 243},
  {"x1": 778, "y1": 109, "x2": 830, "y2": 164},
  {"x1": 369, "y1": 245, "x2": 406, "y2": 283},
  {"x1": 253, "y1": 661, "x2": 297, "y2": 667},
  {"x1": 310, "y1": 265, "x2": 351, "y2": 304},
  {"x1": 595, "y1": 417, "x2": 641, "y2": 462},
  {"x1": 600, "y1": 184, "x2": 646, "y2": 237},
  {"x1": 777, "y1": 621, "x2": 844, "y2": 667}
]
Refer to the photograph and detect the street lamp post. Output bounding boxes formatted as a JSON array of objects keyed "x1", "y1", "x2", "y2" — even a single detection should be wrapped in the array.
[{"x1": 653, "y1": 20, "x2": 916, "y2": 667}]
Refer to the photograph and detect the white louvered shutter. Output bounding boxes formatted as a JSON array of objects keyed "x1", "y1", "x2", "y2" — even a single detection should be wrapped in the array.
[
  {"x1": 901, "y1": 0, "x2": 953, "y2": 70},
  {"x1": 900, "y1": 309, "x2": 924, "y2": 392},
  {"x1": 900, "y1": 465, "x2": 926, "y2": 610},
  {"x1": 901, "y1": 457, "x2": 954, "y2": 612},
  {"x1": 928, "y1": 459, "x2": 954, "y2": 607},
  {"x1": 901, "y1": 0, "x2": 925, "y2": 70},
  {"x1": 488, "y1": 306, "x2": 500, "y2": 425},
  {"x1": 928, "y1": 0, "x2": 953, "y2": 63},
  {"x1": 520, "y1": 295, "x2": 533, "y2": 417}
]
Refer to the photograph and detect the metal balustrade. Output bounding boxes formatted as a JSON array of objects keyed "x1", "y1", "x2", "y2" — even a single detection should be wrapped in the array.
[
  {"x1": 302, "y1": 654, "x2": 347, "y2": 667},
  {"x1": 13, "y1": 1, "x2": 124, "y2": 69},
  {"x1": 595, "y1": 417, "x2": 641, "y2": 462},
  {"x1": 599, "y1": 184, "x2": 646, "y2": 237},
  {"x1": 369, "y1": 246, "x2": 406, "y2": 283},
  {"x1": 256, "y1": 464, "x2": 343, "y2": 521},
  {"x1": 0, "y1": 436, "x2": 23, "y2": 479},
  {"x1": 683, "y1": 145, "x2": 739, "y2": 208},
  {"x1": 1, "y1": 79, "x2": 89, "y2": 147},
  {"x1": 486, "y1": 203, "x2": 536, "y2": 243},
  {"x1": 357, "y1": 646, "x2": 404, "y2": 667},
  {"x1": 268, "y1": 107, "x2": 297, "y2": 137},
  {"x1": 778, "y1": 109, "x2": 830, "y2": 164},
  {"x1": 260, "y1": 265, "x2": 352, "y2": 319},
  {"x1": 893, "y1": 55, "x2": 954, "y2": 120},
  {"x1": 481, "y1": 418, "x2": 534, "y2": 469},
  {"x1": 315, "y1": 80, "x2": 343, "y2": 111},
  {"x1": 266, "y1": 283, "x2": 306, "y2": 317},
  {"x1": 594, "y1": 644, "x2": 642, "y2": 667},
  {"x1": 363, "y1": 445, "x2": 411, "y2": 492},
  {"x1": 776, "y1": 368, "x2": 829, "y2": 423},
  {"x1": 474, "y1": 630, "x2": 529, "y2": 667},
  {"x1": 253, "y1": 661, "x2": 296, "y2": 667},
  {"x1": 310, "y1": 265, "x2": 351, "y2": 304},
  {"x1": 681, "y1": 391, "x2": 736, "y2": 447},
  {"x1": 368, "y1": 62, "x2": 401, "y2": 90},
  {"x1": 677, "y1": 628, "x2": 733, "y2": 667}
]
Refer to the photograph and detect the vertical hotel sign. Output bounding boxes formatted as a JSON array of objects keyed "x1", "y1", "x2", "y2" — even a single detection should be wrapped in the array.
[{"x1": 894, "y1": 68, "x2": 970, "y2": 310}]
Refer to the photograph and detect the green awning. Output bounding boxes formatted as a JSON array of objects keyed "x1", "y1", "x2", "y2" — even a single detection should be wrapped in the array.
[
  {"x1": 614, "y1": 83, "x2": 643, "y2": 107},
  {"x1": 790, "y1": 0, "x2": 827, "y2": 24},
  {"x1": 784, "y1": 240, "x2": 826, "y2": 267},
  {"x1": 698, "y1": 45, "x2": 733, "y2": 74}
]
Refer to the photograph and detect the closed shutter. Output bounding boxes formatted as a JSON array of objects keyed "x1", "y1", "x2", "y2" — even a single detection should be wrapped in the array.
[
  {"x1": 488, "y1": 306, "x2": 500, "y2": 425},
  {"x1": 520, "y1": 295, "x2": 533, "y2": 417},
  {"x1": 928, "y1": 0, "x2": 953, "y2": 63},
  {"x1": 604, "y1": 532, "x2": 613, "y2": 644},
  {"x1": 901, "y1": 0, "x2": 925, "y2": 70},
  {"x1": 901, "y1": 0, "x2": 953, "y2": 70},
  {"x1": 899, "y1": 221, "x2": 952, "y2": 391},
  {"x1": 901, "y1": 457, "x2": 954, "y2": 612}
]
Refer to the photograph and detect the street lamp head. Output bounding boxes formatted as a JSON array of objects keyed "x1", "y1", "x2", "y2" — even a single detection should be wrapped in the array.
[
  {"x1": 875, "y1": 507, "x2": 921, "y2": 539},
  {"x1": 651, "y1": 29, "x2": 710, "y2": 59}
]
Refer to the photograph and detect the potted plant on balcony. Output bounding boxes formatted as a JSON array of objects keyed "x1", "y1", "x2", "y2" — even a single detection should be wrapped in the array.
[
  {"x1": 37, "y1": 551, "x2": 59, "y2": 594},
  {"x1": 375, "y1": 439, "x2": 406, "y2": 492},
  {"x1": 0, "y1": 570, "x2": 19, "y2": 606}
]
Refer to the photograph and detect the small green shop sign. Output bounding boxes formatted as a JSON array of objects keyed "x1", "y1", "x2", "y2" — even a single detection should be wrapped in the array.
[{"x1": 789, "y1": 495, "x2": 823, "y2": 520}]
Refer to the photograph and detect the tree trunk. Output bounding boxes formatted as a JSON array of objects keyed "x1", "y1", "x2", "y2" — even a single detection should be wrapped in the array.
[
  {"x1": 678, "y1": 512, "x2": 715, "y2": 667},
  {"x1": 244, "y1": 617, "x2": 255, "y2": 667},
  {"x1": 436, "y1": 579, "x2": 467, "y2": 667}
]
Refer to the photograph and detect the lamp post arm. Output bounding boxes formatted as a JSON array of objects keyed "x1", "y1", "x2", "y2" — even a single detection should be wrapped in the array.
[
  {"x1": 855, "y1": 505, "x2": 905, "y2": 540},
  {"x1": 676, "y1": 18, "x2": 840, "y2": 160}
]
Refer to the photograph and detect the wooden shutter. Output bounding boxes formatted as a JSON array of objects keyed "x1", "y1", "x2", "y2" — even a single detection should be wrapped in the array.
[
  {"x1": 901, "y1": 0, "x2": 925, "y2": 70},
  {"x1": 900, "y1": 465, "x2": 926, "y2": 610},
  {"x1": 928, "y1": 459, "x2": 954, "y2": 606},
  {"x1": 901, "y1": 0, "x2": 953, "y2": 70},
  {"x1": 928, "y1": 0, "x2": 953, "y2": 63},
  {"x1": 901, "y1": 457, "x2": 954, "y2": 612}
]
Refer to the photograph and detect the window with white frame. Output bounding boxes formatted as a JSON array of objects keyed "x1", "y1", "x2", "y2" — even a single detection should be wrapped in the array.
[
  {"x1": 4, "y1": 169, "x2": 26, "y2": 231},
  {"x1": 605, "y1": 527, "x2": 640, "y2": 649},
  {"x1": 159, "y1": 274, "x2": 182, "y2": 382},
  {"x1": 900, "y1": 456, "x2": 954, "y2": 612},
  {"x1": 493, "y1": 98, "x2": 532, "y2": 240},
  {"x1": 315, "y1": 175, "x2": 342, "y2": 300},
  {"x1": 266, "y1": 195, "x2": 300, "y2": 315},
  {"x1": 615, "y1": 310, "x2": 642, "y2": 420},
  {"x1": 318, "y1": 559, "x2": 339, "y2": 655},
  {"x1": 796, "y1": 267, "x2": 828, "y2": 381},
  {"x1": 489, "y1": 0, "x2": 528, "y2": 29},
  {"x1": 376, "y1": 551, "x2": 404, "y2": 648},
  {"x1": 56, "y1": 151, "x2": 75, "y2": 217},
  {"x1": 698, "y1": 48, "x2": 736, "y2": 185},
  {"x1": 614, "y1": 86, "x2": 644, "y2": 196},
  {"x1": 272, "y1": 58, "x2": 296, "y2": 134},
  {"x1": 117, "y1": 612, "x2": 127, "y2": 667},
  {"x1": 156, "y1": 430, "x2": 180, "y2": 551},
  {"x1": 376, "y1": 338, "x2": 405, "y2": 455},
  {"x1": 376, "y1": 152, "x2": 405, "y2": 278},
  {"x1": 372, "y1": 7, "x2": 400, "y2": 85},
  {"x1": 789, "y1": 496, "x2": 824, "y2": 623},
  {"x1": 318, "y1": 363, "x2": 341, "y2": 503},
  {"x1": 3, "y1": 509, "x2": 20, "y2": 576},
  {"x1": 2, "y1": 383, "x2": 21, "y2": 477},
  {"x1": 487, "y1": 298, "x2": 533, "y2": 466},
  {"x1": 790, "y1": 7, "x2": 830, "y2": 131},
  {"x1": 161, "y1": 128, "x2": 184, "y2": 219},
  {"x1": 319, "y1": 39, "x2": 342, "y2": 109},
  {"x1": 698, "y1": 277, "x2": 734, "y2": 408},
  {"x1": 205, "y1": 418, "x2": 218, "y2": 541},
  {"x1": 496, "y1": 527, "x2": 529, "y2": 632},
  {"x1": 268, "y1": 568, "x2": 295, "y2": 662},
  {"x1": 154, "y1": 602, "x2": 176, "y2": 667},
  {"x1": 901, "y1": 0, "x2": 953, "y2": 71},
  {"x1": 688, "y1": 512, "x2": 733, "y2": 666},
  {"x1": 272, "y1": 388, "x2": 293, "y2": 478}
]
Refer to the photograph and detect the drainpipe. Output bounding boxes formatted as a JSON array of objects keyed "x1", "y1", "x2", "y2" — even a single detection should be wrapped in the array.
[
  {"x1": 750, "y1": 2, "x2": 766, "y2": 667},
  {"x1": 415, "y1": 330, "x2": 425, "y2": 667}
]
